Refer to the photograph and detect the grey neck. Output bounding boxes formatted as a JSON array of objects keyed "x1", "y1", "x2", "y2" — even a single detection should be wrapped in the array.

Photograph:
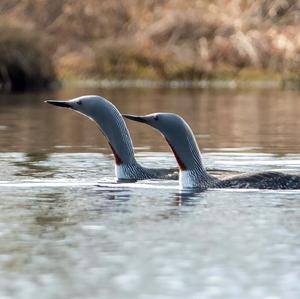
[
  {"x1": 166, "y1": 120, "x2": 214, "y2": 189},
  {"x1": 92, "y1": 105, "x2": 137, "y2": 167}
]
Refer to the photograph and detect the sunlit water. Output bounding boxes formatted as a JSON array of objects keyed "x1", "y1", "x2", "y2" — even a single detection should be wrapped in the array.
[{"x1": 0, "y1": 87, "x2": 300, "y2": 298}]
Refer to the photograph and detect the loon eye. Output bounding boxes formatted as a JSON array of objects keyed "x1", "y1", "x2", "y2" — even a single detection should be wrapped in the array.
[
  {"x1": 77, "y1": 100, "x2": 82, "y2": 105},
  {"x1": 153, "y1": 115, "x2": 159, "y2": 121}
]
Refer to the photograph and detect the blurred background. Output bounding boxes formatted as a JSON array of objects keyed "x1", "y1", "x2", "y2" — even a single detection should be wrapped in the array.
[{"x1": 0, "y1": 0, "x2": 300, "y2": 91}]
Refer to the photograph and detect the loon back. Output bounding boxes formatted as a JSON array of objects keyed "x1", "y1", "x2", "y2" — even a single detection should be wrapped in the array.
[
  {"x1": 45, "y1": 95, "x2": 178, "y2": 181},
  {"x1": 214, "y1": 171, "x2": 300, "y2": 190}
]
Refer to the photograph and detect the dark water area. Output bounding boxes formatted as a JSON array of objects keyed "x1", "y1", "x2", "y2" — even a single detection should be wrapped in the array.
[
  {"x1": 1, "y1": 87, "x2": 300, "y2": 154},
  {"x1": 0, "y1": 87, "x2": 300, "y2": 299}
]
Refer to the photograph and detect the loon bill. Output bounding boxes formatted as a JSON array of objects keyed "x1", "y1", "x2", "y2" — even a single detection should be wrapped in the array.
[
  {"x1": 45, "y1": 95, "x2": 178, "y2": 181},
  {"x1": 123, "y1": 113, "x2": 300, "y2": 190}
]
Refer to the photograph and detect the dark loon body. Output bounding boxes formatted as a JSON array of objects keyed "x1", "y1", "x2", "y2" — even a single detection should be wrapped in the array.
[
  {"x1": 123, "y1": 113, "x2": 300, "y2": 190},
  {"x1": 214, "y1": 171, "x2": 300, "y2": 189},
  {"x1": 46, "y1": 95, "x2": 178, "y2": 181}
]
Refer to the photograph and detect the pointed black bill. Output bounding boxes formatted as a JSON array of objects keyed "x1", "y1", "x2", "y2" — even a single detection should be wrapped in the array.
[
  {"x1": 45, "y1": 100, "x2": 72, "y2": 108},
  {"x1": 122, "y1": 114, "x2": 147, "y2": 123}
]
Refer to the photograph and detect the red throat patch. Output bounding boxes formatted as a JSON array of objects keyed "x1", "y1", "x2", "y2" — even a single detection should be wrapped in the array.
[
  {"x1": 165, "y1": 138, "x2": 187, "y2": 171},
  {"x1": 108, "y1": 143, "x2": 122, "y2": 165}
]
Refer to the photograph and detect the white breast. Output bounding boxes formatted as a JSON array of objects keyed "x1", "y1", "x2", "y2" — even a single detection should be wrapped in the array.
[
  {"x1": 180, "y1": 170, "x2": 198, "y2": 189},
  {"x1": 115, "y1": 165, "x2": 129, "y2": 180}
]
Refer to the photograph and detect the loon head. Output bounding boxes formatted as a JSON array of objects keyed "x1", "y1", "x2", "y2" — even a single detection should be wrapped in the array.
[
  {"x1": 46, "y1": 95, "x2": 115, "y2": 121},
  {"x1": 123, "y1": 113, "x2": 204, "y2": 172},
  {"x1": 123, "y1": 113, "x2": 185, "y2": 146},
  {"x1": 46, "y1": 95, "x2": 136, "y2": 168}
]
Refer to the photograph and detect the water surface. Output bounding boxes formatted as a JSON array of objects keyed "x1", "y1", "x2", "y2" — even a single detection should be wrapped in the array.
[{"x1": 0, "y1": 87, "x2": 300, "y2": 298}]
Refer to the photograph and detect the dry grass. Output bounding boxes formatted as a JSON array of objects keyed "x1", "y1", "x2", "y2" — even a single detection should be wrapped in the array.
[
  {"x1": 1, "y1": 0, "x2": 300, "y2": 82},
  {"x1": 0, "y1": 21, "x2": 56, "y2": 91}
]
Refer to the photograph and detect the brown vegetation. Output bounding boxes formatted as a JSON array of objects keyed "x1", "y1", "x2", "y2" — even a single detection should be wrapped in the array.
[
  {"x1": 1, "y1": 0, "x2": 300, "y2": 83},
  {"x1": 0, "y1": 22, "x2": 56, "y2": 91}
]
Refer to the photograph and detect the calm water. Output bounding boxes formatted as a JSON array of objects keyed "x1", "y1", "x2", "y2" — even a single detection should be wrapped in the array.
[{"x1": 0, "y1": 87, "x2": 300, "y2": 299}]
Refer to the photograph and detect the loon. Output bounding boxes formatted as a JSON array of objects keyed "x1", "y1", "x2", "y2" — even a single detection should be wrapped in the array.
[
  {"x1": 123, "y1": 113, "x2": 300, "y2": 190},
  {"x1": 46, "y1": 95, "x2": 178, "y2": 181}
]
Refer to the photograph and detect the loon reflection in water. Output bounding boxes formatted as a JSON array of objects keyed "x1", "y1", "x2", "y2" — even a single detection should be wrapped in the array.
[
  {"x1": 46, "y1": 95, "x2": 178, "y2": 181},
  {"x1": 123, "y1": 113, "x2": 300, "y2": 190}
]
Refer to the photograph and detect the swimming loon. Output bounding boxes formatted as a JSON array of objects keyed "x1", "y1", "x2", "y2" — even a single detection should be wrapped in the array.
[
  {"x1": 123, "y1": 113, "x2": 300, "y2": 190},
  {"x1": 46, "y1": 95, "x2": 178, "y2": 181}
]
